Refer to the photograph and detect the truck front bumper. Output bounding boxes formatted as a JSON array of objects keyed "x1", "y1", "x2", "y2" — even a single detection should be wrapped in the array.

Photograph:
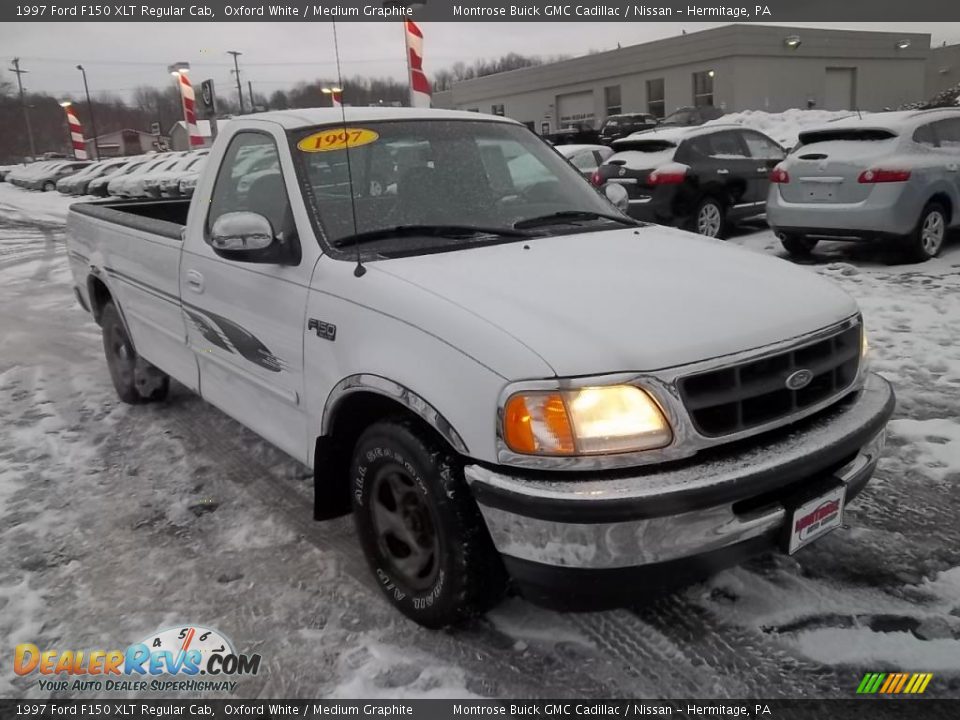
[{"x1": 465, "y1": 373, "x2": 894, "y2": 609}]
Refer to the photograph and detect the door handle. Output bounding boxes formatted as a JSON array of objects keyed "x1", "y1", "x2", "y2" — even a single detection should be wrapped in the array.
[
  {"x1": 716, "y1": 168, "x2": 730, "y2": 175},
  {"x1": 186, "y1": 270, "x2": 204, "y2": 293}
]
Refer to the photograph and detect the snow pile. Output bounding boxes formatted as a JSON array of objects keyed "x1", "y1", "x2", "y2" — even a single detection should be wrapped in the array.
[{"x1": 706, "y1": 108, "x2": 859, "y2": 149}]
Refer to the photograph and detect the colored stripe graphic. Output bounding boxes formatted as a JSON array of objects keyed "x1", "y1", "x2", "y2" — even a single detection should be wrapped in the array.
[
  {"x1": 64, "y1": 106, "x2": 88, "y2": 160},
  {"x1": 858, "y1": 672, "x2": 933, "y2": 694},
  {"x1": 177, "y1": 73, "x2": 205, "y2": 147}
]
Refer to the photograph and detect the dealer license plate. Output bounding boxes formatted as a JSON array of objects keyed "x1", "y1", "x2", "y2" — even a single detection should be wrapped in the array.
[{"x1": 787, "y1": 484, "x2": 846, "y2": 554}]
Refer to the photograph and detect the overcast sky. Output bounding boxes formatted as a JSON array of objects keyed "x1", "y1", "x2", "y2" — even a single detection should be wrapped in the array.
[{"x1": 2, "y1": 21, "x2": 959, "y2": 102}]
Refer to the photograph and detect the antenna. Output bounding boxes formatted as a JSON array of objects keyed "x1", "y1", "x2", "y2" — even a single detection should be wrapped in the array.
[{"x1": 332, "y1": 20, "x2": 366, "y2": 278}]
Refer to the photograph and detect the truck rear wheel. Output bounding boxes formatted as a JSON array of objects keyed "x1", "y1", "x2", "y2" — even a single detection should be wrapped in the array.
[
  {"x1": 101, "y1": 301, "x2": 169, "y2": 404},
  {"x1": 350, "y1": 419, "x2": 507, "y2": 628}
]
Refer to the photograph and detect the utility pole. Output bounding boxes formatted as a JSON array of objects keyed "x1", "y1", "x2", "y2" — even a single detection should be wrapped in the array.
[
  {"x1": 248, "y1": 80, "x2": 256, "y2": 112},
  {"x1": 76, "y1": 65, "x2": 100, "y2": 160},
  {"x1": 9, "y1": 58, "x2": 37, "y2": 159},
  {"x1": 227, "y1": 50, "x2": 245, "y2": 114}
]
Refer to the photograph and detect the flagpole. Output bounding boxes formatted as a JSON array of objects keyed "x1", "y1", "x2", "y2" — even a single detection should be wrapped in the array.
[{"x1": 403, "y1": 19, "x2": 413, "y2": 107}]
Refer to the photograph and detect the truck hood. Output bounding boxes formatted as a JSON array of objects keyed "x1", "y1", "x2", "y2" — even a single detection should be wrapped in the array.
[{"x1": 372, "y1": 226, "x2": 859, "y2": 377}]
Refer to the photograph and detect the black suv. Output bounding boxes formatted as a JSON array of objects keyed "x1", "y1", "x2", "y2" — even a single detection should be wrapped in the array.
[
  {"x1": 592, "y1": 125, "x2": 785, "y2": 238},
  {"x1": 598, "y1": 113, "x2": 660, "y2": 144},
  {"x1": 661, "y1": 105, "x2": 725, "y2": 127}
]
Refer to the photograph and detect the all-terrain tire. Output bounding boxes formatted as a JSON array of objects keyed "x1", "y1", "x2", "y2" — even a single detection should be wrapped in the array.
[
  {"x1": 101, "y1": 301, "x2": 169, "y2": 404},
  {"x1": 350, "y1": 419, "x2": 507, "y2": 628}
]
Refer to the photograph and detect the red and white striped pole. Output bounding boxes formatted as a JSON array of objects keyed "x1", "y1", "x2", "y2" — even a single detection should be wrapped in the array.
[
  {"x1": 404, "y1": 20, "x2": 431, "y2": 108},
  {"x1": 176, "y1": 72, "x2": 205, "y2": 148},
  {"x1": 60, "y1": 102, "x2": 88, "y2": 160}
]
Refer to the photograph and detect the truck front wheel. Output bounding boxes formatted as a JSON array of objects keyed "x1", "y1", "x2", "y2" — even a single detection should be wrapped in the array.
[
  {"x1": 350, "y1": 419, "x2": 506, "y2": 628},
  {"x1": 101, "y1": 301, "x2": 169, "y2": 404}
]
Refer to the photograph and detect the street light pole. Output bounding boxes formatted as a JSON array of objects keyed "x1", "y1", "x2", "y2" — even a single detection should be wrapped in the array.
[
  {"x1": 76, "y1": 65, "x2": 101, "y2": 160},
  {"x1": 8, "y1": 58, "x2": 37, "y2": 159},
  {"x1": 227, "y1": 50, "x2": 245, "y2": 114}
]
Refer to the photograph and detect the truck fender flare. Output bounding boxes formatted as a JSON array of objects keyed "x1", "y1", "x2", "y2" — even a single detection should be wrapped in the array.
[
  {"x1": 321, "y1": 374, "x2": 469, "y2": 455},
  {"x1": 87, "y1": 271, "x2": 137, "y2": 352}
]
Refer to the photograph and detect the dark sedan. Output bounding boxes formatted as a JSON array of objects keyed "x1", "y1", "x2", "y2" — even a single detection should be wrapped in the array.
[{"x1": 592, "y1": 124, "x2": 785, "y2": 238}]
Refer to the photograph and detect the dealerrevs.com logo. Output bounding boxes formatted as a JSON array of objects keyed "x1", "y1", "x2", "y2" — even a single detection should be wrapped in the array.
[{"x1": 14, "y1": 625, "x2": 261, "y2": 693}]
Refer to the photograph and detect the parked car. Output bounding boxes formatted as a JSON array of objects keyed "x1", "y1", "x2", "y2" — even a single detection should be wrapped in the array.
[
  {"x1": 767, "y1": 108, "x2": 960, "y2": 262},
  {"x1": 67, "y1": 107, "x2": 892, "y2": 627},
  {"x1": 145, "y1": 152, "x2": 210, "y2": 198},
  {"x1": 24, "y1": 160, "x2": 91, "y2": 191},
  {"x1": 593, "y1": 124, "x2": 786, "y2": 238},
  {"x1": 555, "y1": 144, "x2": 614, "y2": 179},
  {"x1": 88, "y1": 157, "x2": 149, "y2": 197},
  {"x1": 661, "y1": 106, "x2": 726, "y2": 127},
  {"x1": 58, "y1": 158, "x2": 131, "y2": 196},
  {"x1": 598, "y1": 113, "x2": 659, "y2": 144},
  {"x1": 108, "y1": 155, "x2": 182, "y2": 198},
  {"x1": 546, "y1": 123, "x2": 600, "y2": 146},
  {"x1": 6, "y1": 160, "x2": 60, "y2": 188}
]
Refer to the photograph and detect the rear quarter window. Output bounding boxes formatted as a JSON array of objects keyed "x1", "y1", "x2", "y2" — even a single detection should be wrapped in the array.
[{"x1": 798, "y1": 129, "x2": 897, "y2": 146}]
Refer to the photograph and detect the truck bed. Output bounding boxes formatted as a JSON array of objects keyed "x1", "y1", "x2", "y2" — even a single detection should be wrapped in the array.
[{"x1": 70, "y1": 198, "x2": 190, "y2": 240}]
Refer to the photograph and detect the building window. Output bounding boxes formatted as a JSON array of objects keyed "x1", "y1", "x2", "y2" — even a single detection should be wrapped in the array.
[
  {"x1": 491, "y1": 104, "x2": 505, "y2": 116},
  {"x1": 692, "y1": 71, "x2": 715, "y2": 107},
  {"x1": 604, "y1": 85, "x2": 622, "y2": 117},
  {"x1": 646, "y1": 78, "x2": 665, "y2": 118}
]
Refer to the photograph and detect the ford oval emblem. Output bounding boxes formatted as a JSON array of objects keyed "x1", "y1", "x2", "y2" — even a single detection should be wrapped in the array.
[{"x1": 785, "y1": 369, "x2": 814, "y2": 390}]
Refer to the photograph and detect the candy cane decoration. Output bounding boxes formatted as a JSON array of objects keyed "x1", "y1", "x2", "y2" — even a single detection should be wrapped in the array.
[
  {"x1": 176, "y1": 72, "x2": 205, "y2": 147},
  {"x1": 404, "y1": 20, "x2": 431, "y2": 108},
  {"x1": 63, "y1": 105, "x2": 88, "y2": 160},
  {"x1": 331, "y1": 91, "x2": 342, "y2": 108}
]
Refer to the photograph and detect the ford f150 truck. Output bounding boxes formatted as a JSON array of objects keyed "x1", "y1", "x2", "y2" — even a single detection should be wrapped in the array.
[{"x1": 66, "y1": 108, "x2": 895, "y2": 628}]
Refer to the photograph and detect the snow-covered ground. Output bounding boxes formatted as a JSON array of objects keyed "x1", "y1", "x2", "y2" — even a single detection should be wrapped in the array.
[{"x1": 1, "y1": 182, "x2": 958, "y2": 700}]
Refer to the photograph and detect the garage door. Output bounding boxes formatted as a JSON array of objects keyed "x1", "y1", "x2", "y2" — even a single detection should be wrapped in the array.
[
  {"x1": 824, "y1": 68, "x2": 856, "y2": 110},
  {"x1": 557, "y1": 91, "x2": 595, "y2": 129}
]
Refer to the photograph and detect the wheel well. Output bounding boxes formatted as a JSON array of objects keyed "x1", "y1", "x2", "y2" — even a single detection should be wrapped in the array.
[
  {"x1": 87, "y1": 276, "x2": 113, "y2": 325},
  {"x1": 928, "y1": 193, "x2": 952, "y2": 222},
  {"x1": 313, "y1": 391, "x2": 456, "y2": 520}
]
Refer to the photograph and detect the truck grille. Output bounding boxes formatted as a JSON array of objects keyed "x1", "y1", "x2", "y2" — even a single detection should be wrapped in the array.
[{"x1": 679, "y1": 323, "x2": 861, "y2": 438}]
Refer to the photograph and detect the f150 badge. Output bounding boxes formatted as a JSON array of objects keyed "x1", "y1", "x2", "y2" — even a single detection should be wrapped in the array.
[{"x1": 308, "y1": 318, "x2": 337, "y2": 341}]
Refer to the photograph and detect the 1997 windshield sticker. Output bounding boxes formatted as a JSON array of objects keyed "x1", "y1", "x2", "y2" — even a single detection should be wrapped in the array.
[{"x1": 297, "y1": 128, "x2": 379, "y2": 153}]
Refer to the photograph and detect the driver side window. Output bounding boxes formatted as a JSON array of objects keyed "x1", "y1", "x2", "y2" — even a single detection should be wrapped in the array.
[{"x1": 207, "y1": 132, "x2": 293, "y2": 244}]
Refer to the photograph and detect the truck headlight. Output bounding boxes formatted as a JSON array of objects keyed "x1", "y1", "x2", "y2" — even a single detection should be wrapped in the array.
[{"x1": 502, "y1": 385, "x2": 672, "y2": 456}]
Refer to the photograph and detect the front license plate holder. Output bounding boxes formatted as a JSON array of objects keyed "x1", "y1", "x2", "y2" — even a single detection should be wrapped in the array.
[{"x1": 783, "y1": 481, "x2": 846, "y2": 554}]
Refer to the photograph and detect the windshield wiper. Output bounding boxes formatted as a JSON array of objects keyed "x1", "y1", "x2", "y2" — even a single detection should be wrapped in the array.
[
  {"x1": 332, "y1": 224, "x2": 533, "y2": 248},
  {"x1": 512, "y1": 210, "x2": 639, "y2": 230}
]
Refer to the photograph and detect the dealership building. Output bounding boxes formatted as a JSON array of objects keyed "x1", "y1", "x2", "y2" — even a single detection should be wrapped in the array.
[{"x1": 434, "y1": 24, "x2": 932, "y2": 133}]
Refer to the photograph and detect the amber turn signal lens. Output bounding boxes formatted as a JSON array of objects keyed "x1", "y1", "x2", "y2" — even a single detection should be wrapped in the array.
[{"x1": 503, "y1": 392, "x2": 576, "y2": 455}]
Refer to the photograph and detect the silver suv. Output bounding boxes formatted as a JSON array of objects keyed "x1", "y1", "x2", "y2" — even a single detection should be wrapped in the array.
[{"x1": 766, "y1": 109, "x2": 960, "y2": 262}]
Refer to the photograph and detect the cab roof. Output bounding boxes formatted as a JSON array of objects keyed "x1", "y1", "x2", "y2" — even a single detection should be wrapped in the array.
[{"x1": 243, "y1": 106, "x2": 519, "y2": 130}]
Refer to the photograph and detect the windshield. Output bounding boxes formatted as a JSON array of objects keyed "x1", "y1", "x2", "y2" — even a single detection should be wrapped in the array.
[{"x1": 288, "y1": 119, "x2": 621, "y2": 253}]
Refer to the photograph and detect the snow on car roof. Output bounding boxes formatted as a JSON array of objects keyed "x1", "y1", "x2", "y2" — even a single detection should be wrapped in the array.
[
  {"x1": 616, "y1": 123, "x2": 743, "y2": 145},
  {"x1": 555, "y1": 144, "x2": 606, "y2": 155},
  {"x1": 245, "y1": 107, "x2": 519, "y2": 130},
  {"x1": 800, "y1": 108, "x2": 960, "y2": 136}
]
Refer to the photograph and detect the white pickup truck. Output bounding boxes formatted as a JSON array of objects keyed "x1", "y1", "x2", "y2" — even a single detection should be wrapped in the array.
[{"x1": 67, "y1": 108, "x2": 895, "y2": 627}]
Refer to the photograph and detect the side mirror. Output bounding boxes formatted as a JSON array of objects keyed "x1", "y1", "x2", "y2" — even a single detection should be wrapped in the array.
[
  {"x1": 603, "y1": 182, "x2": 630, "y2": 213},
  {"x1": 211, "y1": 211, "x2": 274, "y2": 252},
  {"x1": 209, "y1": 211, "x2": 300, "y2": 265}
]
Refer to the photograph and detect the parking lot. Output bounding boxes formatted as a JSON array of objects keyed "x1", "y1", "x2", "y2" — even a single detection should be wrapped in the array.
[{"x1": 1, "y1": 180, "x2": 959, "y2": 700}]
